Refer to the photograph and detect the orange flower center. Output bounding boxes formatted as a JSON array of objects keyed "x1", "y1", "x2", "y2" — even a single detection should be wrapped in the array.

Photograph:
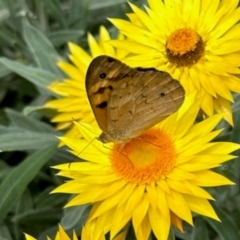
[
  {"x1": 166, "y1": 28, "x2": 204, "y2": 67},
  {"x1": 110, "y1": 128, "x2": 176, "y2": 184}
]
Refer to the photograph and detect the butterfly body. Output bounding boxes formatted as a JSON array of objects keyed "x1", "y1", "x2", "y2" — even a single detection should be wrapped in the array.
[{"x1": 86, "y1": 55, "x2": 185, "y2": 143}]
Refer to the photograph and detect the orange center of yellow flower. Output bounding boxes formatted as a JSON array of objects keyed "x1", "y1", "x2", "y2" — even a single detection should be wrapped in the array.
[
  {"x1": 166, "y1": 28, "x2": 204, "y2": 67},
  {"x1": 110, "y1": 128, "x2": 176, "y2": 184}
]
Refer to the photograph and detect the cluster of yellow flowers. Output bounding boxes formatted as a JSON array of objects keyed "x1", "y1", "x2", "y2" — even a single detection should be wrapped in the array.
[{"x1": 26, "y1": 0, "x2": 240, "y2": 239}]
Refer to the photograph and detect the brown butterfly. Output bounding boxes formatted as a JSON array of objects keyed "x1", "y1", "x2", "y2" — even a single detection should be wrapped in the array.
[{"x1": 86, "y1": 55, "x2": 185, "y2": 143}]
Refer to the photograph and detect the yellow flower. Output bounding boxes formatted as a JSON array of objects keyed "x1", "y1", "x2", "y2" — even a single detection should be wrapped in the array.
[
  {"x1": 52, "y1": 94, "x2": 239, "y2": 240},
  {"x1": 109, "y1": 0, "x2": 240, "y2": 125},
  {"x1": 24, "y1": 225, "x2": 78, "y2": 240},
  {"x1": 45, "y1": 26, "x2": 128, "y2": 142},
  {"x1": 24, "y1": 224, "x2": 127, "y2": 240}
]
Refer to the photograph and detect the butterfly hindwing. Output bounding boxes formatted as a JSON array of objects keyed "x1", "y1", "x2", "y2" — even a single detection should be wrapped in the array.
[{"x1": 107, "y1": 67, "x2": 185, "y2": 138}]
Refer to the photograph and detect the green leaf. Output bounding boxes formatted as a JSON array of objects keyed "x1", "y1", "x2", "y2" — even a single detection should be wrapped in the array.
[
  {"x1": 190, "y1": 217, "x2": 209, "y2": 240},
  {"x1": 0, "y1": 161, "x2": 11, "y2": 181},
  {"x1": 233, "y1": 94, "x2": 240, "y2": 112},
  {"x1": 0, "y1": 58, "x2": 58, "y2": 90},
  {"x1": 12, "y1": 208, "x2": 62, "y2": 223},
  {"x1": 16, "y1": 189, "x2": 34, "y2": 215},
  {"x1": 35, "y1": 187, "x2": 68, "y2": 208},
  {"x1": 0, "y1": 235, "x2": 9, "y2": 240},
  {"x1": 0, "y1": 62, "x2": 11, "y2": 78},
  {"x1": 167, "y1": 227, "x2": 176, "y2": 240},
  {"x1": 0, "y1": 26, "x2": 19, "y2": 47},
  {"x1": 2, "y1": 109, "x2": 59, "y2": 152},
  {"x1": 0, "y1": 224, "x2": 12, "y2": 240},
  {"x1": 205, "y1": 208, "x2": 240, "y2": 240},
  {"x1": 69, "y1": 0, "x2": 89, "y2": 29},
  {"x1": 0, "y1": 126, "x2": 58, "y2": 151},
  {"x1": 174, "y1": 228, "x2": 191, "y2": 240},
  {"x1": 22, "y1": 20, "x2": 63, "y2": 77},
  {"x1": 69, "y1": 0, "x2": 82, "y2": 26},
  {"x1": 231, "y1": 109, "x2": 240, "y2": 143},
  {"x1": 0, "y1": 0, "x2": 7, "y2": 8},
  {"x1": 6, "y1": 108, "x2": 54, "y2": 133},
  {"x1": 0, "y1": 144, "x2": 57, "y2": 225},
  {"x1": 48, "y1": 30, "x2": 84, "y2": 47},
  {"x1": 39, "y1": 226, "x2": 58, "y2": 240},
  {"x1": 89, "y1": 0, "x2": 127, "y2": 10},
  {"x1": 23, "y1": 106, "x2": 46, "y2": 116},
  {"x1": 61, "y1": 205, "x2": 89, "y2": 230},
  {"x1": 5, "y1": 0, "x2": 21, "y2": 30},
  {"x1": 0, "y1": 9, "x2": 9, "y2": 22},
  {"x1": 23, "y1": 106, "x2": 49, "y2": 116},
  {"x1": 41, "y1": 0, "x2": 66, "y2": 28}
]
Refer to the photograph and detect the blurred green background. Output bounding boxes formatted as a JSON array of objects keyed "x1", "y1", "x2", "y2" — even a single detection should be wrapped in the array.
[{"x1": 0, "y1": 0, "x2": 240, "y2": 240}]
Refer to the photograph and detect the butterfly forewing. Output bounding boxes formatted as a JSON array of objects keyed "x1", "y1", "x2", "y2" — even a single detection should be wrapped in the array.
[{"x1": 85, "y1": 55, "x2": 134, "y2": 133}]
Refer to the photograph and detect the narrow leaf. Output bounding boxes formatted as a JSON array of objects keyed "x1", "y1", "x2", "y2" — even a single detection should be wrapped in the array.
[
  {"x1": 0, "y1": 9, "x2": 9, "y2": 22},
  {"x1": 206, "y1": 207, "x2": 240, "y2": 240},
  {"x1": 0, "y1": 62, "x2": 11, "y2": 78},
  {"x1": 0, "y1": 224, "x2": 12, "y2": 240},
  {"x1": 41, "y1": 0, "x2": 66, "y2": 28},
  {"x1": 23, "y1": 106, "x2": 49, "y2": 116},
  {"x1": 61, "y1": 205, "x2": 89, "y2": 230},
  {"x1": 48, "y1": 30, "x2": 84, "y2": 47},
  {"x1": 0, "y1": 127, "x2": 58, "y2": 151},
  {"x1": 0, "y1": 144, "x2": 57, "y2": 225},
  {"x1": 0, "y1": 58, "x2": 58, "y2": 90},
  {"x1": 191, "y1": 217, "x2": 209, "y2": 240},
  {"x1": 23, "y1": 20, "x2": 63, "y2": 77},
  {"x1": 5, "y1": 108, "x2": 55, "y2": 133},
  {"x1": 167, "y1": 228, "x2": 176, "y2": 240}
]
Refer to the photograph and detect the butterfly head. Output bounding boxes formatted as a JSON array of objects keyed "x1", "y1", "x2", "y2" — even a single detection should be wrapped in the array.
[
  {"x1": 97, "y1": 133, "x2": 109, "y2": 143},
  {"x1": 97, "y1": 131, "x2": 129, "y2": 144}
]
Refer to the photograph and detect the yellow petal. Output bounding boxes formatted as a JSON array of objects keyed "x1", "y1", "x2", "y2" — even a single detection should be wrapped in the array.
[
  {"x1": 132, "y1": 194, "x2": 149, "y2": 231},
  {"x1": 135, "y1": 214, "x2": 151, "y2": 240},
  {"x1": 88, "y1": 32, "x2": 103, "y2": 57},
  {"x1": 200, "y1": 142, "x2": 240, "y2": 154},
  {"x1": 110, "y1": 205, "x2": 131, "y2": 239},
  {"x1": 58, "y1": 225, "x2": 71, "y2": 240},
  {"x1": 167, "y1": 167, "x2": 195, "y2": 181},
  {"x1": 99, "y1": 26, "x2": 115, "y2": 55},
  {"x1": 24, "y1": 234, "x2": 36, "y2": 240},
  {"x1": 213, "y1": 96, "x2": 233, "y2": 125},
  {"x1": 146, "y1": 183, "x2": 158, "y2": 208},
  {"x1": 129, "y1": 2, "x2": 159, "y2": 33},
  {"x1": 191, "y1": 170, "x2": 235, "y2": 186},
  {"x1": 166, "y1": 179, "x2": 214, "y2": 199},
  {"x1": 57, "y1": 62, "x2": 82, "y2": 81},
  {"x1": 165, "y1": 189, "x2": 193, "y2": 225},
  {"x1": 148, "y1": 205, "x2": 170, "y2": 240},
  {"x1": 68, "y1": 42, "x2": 91, "y2": 66},
  {"x1": 109, "y1": 39, "x2": 155, "y2": 54},
  {"x1": 184, "y1": 195, "x2": 220, "y2": 221},
  {"x1": 170, "y1": 212, "x2": 183, "y2": 232}
]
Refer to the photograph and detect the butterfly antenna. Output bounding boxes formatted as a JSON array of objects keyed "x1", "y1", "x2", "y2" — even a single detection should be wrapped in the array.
[
  {"x1": 68, "y1": 137, "x2": 97, "y2": 168},
  {"x1": 71, "y1": 117, "x2": 99, "y2": 135},
  {"x1": 101, "y1": 143, "x2": 112, "y2": 151}
]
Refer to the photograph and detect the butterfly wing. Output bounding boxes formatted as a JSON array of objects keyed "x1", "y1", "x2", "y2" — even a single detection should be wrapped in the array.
[
  {"x1": 106, "y1": 68, "x2": 185, "y2": 140},
  {"x1": 85, "y1": 55, "x2": 135, "y2": 133}
]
